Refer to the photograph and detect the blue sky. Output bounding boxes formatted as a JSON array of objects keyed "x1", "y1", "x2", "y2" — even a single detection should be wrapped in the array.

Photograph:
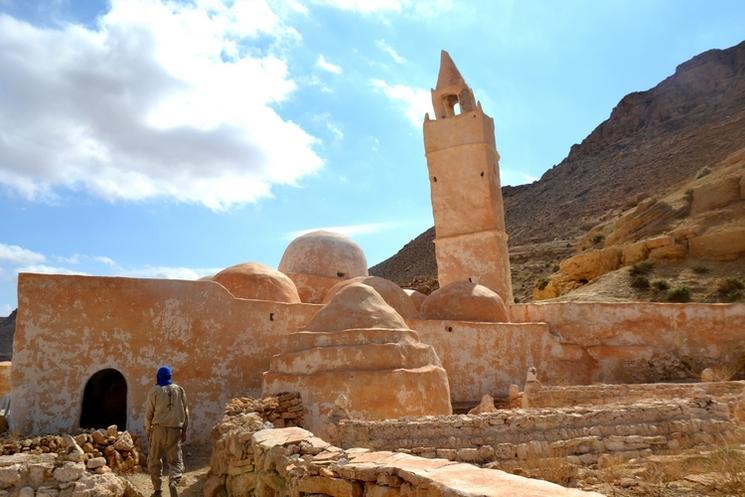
[{"x1": 0, "y1": 0, "x2": 744, "y2": 314}]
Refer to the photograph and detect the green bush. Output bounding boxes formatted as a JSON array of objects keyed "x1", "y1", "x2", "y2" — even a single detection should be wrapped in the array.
[
  {"x1": 692, "y1": 265, "x2": 710, "y2": 274},
  {"x1": 652, "y1": 279, "x2": 670, "y2": 291},
  {"x1": 536, "y1": 277, "x2": 550, "y2": 291},
  {"x1": 631, "y1": 276, "x2": 650, "y2": 289},
  {"x1": 717, "y1": 278, "x2": 744, "y2": 302},
  {"x1": 630, "y1": 261, "x2": 654, "y2": 276},
  {"x1": 667, "y1": 286, "x2": 692, "y2": 303}
]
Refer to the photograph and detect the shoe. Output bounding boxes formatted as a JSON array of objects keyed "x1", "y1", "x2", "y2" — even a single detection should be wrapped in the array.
[
  {"x1": 150, "y1": 491, "x2": 162, "y2": 497},
  {"x1": 168, "y1": 484, "x2": 178, "y2": 497}
]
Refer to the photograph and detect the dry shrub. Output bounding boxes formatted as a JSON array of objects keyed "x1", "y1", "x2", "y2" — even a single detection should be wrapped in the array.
[
  {"x1": 702, "y1": 446, "x2": 745, "y2": 493},
  {"x1": 524, "y1": 457, "x2": 578, "y2": 487},
  {"x1": 706, "y1": 355, "x2": 745, "y2": 381}
]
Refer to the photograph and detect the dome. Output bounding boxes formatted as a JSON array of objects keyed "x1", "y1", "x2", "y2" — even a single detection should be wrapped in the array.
[
  {"x1": 403, "y1": 288, "x2": 427, "y2": 312},
  {"x1": 212, "y1": 263, "x2": 300, "y2": 303},
  {"x1": 421, "y1": 281, "x2": 509, "y2": 322},
  {"x1": 279, "y1": 230, "x2": 368, "y2": 280},
  {"x1": 307, "y1": 282, "x2": 407, "y2": 332},
  {"x1": 324, "y1": 276, "x2": 420, "y2": 320}
]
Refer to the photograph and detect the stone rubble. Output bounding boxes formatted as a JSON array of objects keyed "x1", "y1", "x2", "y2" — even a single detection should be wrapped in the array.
[
  {"x1": 1, "y1": 426, "x2": 141, "y2": 475},
  {"x1": 204, "y1": 397, "x2": 603, "y2": 497},
  {"x1": 223, "y1": 393, "x2": 304, "y2": 429}
]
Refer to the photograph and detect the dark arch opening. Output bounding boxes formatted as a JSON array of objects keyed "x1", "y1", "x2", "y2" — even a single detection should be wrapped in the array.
[{"x1": 80, "y1": 368, "x2": 127, "y2": 430}]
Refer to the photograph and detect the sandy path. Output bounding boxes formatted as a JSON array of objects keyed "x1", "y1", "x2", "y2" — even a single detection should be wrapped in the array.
[{"x1": 124, "y1": 443, "x2": 212, "y2": 497}]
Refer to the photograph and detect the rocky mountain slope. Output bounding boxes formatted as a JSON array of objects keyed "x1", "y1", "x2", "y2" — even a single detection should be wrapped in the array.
[
  {"x1": 0, "y1": 309, "x2": 15, "y2": 361},
  {"x1": 372, "y1": 40, "x2": 745, "y2": 302}
]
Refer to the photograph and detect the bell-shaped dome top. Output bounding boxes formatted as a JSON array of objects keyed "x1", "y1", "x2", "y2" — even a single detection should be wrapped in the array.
[
  {"x1": 421, "y1": 281, "x2": 509, "y2": 322},
  {"x1": 212, "y1": 262, "x2": 300, "y2": 303},
  {"x1": 279, "y1": 230, "x2": 368, "y2": 280}
]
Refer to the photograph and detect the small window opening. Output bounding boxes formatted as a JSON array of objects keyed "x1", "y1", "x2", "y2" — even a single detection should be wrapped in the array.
[
  {"x1": 579, "y1": 278, "x2": 589, "y2": 284},
  {"x1": 446, "y1": 326, "x2": 453, "y2": 333},
  {"x1": 269, "y1": 313, "x2": 275, "y2": 321},
  {"x1": 433, "y1": 176, "x2": 437, "y2": 182},
  {"x1": 468, "y1": 277, "x2": 472, "y2": 283},
  {"x1": 80, "y1": 368, "x2": 127, "y2": 430},
  {"x1": 336, "y1": 271, "x2": 346, "y2": 278},
  {"x1": 480, "y1": 171, "x2": 484, "y2": 177},
  {"x1": 453, "y1": 102, "x2": 461, "y2": 115}
]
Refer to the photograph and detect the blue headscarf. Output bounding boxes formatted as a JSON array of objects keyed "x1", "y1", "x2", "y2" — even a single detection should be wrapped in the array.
[{"x1": 156, "y1": 365, "x2": 173, "y2": 387}]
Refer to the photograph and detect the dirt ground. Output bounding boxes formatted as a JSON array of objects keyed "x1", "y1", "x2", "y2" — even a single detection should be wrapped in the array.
[{"x1": 123, "y1": 443, "x2": 212, "y2": 497}]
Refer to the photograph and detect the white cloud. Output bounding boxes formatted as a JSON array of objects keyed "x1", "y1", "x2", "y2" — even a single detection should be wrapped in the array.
[
  {"x1": 286, "y1": 222, "x2": 396, "y2": 240},
  {"x1": 0, "y1": 243, "x2": 46, "y2": 265},
  {"x1": 375, "y1": 39, "x2": 405, "y2": 64},
  {"x1": 370, "y1": 79, "x2": 431, "y2": 126},
  {"x1": 119, "y1": 266, "x2": 219, "y2": 280},
  {"x1": 310, "y1": 0, "x2": 453, "y2": 15},
  {"x1": 16, "y1": 264, "x2": 87, "y2": 276},
  {"x1": 0, "y1": 303, "x2": 12, "y2": 317},
  {"x1": 501, "y1": 167, "x2": 539, "y2": 186},
  {"x1": 310, "y1": 0, "x2": 403, "y2": 13},
  {"x1": 315, "y1": 54, "x2": 343, "y2": 75},
  {"x1": 0, "y1": 1, "x2": 323, "y2": 211},
  {"x1": 94, "y1": 256, "x2": 117, "y2": 266}
]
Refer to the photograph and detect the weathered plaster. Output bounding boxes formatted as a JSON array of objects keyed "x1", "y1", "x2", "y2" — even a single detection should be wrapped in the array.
[
  {"x1": 11, "y1": 274, "x2": 320, "y2": 442},
  {"x1": 511, "y1": 302, "x2": 745, "y2": 383}
]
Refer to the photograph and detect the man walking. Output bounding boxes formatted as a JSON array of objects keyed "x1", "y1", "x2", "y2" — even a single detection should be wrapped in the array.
[{"x1": 144, "y1": 365, "x2": 189, "y2": 497}]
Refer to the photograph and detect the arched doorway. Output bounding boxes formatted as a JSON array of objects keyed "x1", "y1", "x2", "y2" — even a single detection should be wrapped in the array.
[{"x1": 80, "y1": 368, "x2": 127, "y2": 430}]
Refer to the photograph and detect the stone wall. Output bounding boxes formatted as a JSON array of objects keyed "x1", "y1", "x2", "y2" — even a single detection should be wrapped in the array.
[
  {"x1": 11, "y1": 274, "x2": 320, "y2": 442},
  {"x1": 0, "y1": 431, "x2": 140, "y2": 497},
  {"x1": 523, "y1": 379, "x2": 745, "y2": 409},
  {"x1": 205, "y1": 403, "x2": 602, "y2": 497},
  {"x1": 335, "y1": 398, "x2": 741, "y2": 468}
]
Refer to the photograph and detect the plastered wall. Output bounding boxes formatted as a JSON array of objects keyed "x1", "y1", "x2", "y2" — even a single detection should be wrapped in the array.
[
  {"x1": 511, "y1": 302, "x2": 745, "y2": 384},
  {"x1": 11, "y1": 274, "x2": 320, "y2": 441}
]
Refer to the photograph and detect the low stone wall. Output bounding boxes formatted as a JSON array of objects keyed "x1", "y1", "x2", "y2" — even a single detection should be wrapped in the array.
[
  {"x1": 223, "y1": 393, "x2": 304, "y2": 429},
  {"x1": 0, "y1": 434, "x2": 140, "y2": 497},
  {"x1": 205, "y1": 419, "x2": 603, "y2": 497},
  {"x1": 523, "y1": 379, "x2": 745, "y2": 409},
  {"x1": 336, "y1": 398, "x2": 741, "y2": 468}
]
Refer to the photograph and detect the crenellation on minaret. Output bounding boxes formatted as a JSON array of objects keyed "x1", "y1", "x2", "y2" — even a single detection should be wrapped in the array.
[{"x1": 423, "y1": 50, "x2": 513, "y2": 303}]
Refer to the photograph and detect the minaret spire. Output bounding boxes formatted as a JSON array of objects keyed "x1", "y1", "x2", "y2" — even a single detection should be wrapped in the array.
[
  {"x1": 423, "y1": 50, "x2": 514, "y2": 304},
  {"x1": 430, "y1": 50, "x2": 476, "y2": 119},
  {"x1": 436, "y1": 50, "x2": 466, "y2": 89}
]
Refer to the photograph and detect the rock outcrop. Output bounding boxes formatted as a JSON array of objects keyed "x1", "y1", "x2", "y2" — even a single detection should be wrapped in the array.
[{"x1": 372, "y1": 40, "x2": 745, "y2": 303}]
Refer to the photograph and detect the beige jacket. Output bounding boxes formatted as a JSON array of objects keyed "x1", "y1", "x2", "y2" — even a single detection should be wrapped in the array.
[{"x1": 144, "y1": 384, "x2": 189, "y2": 433}]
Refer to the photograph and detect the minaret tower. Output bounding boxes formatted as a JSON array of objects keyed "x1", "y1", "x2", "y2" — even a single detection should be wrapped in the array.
[{"x1": 423, "y1": 50, "x2": 513, "y2": 303}]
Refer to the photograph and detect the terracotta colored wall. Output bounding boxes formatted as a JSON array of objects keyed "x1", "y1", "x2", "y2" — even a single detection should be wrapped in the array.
[
  {"x1": 11, "y1": 274, "x2": 320, "y2": 441},
  {"x1": 411, "y1": 320, "x2": 592, "y2": 403},
  {"x1": 511, "y1": 302, "x2": 745, "y2": 384}
]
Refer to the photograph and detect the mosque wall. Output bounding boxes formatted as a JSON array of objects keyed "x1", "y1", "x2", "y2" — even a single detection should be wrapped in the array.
[
  {"x1": 10, "y1": 273, "x2": 320, "y2": 442},
  {"x1": 511, "y1": 302, "x2": 745, "y2": 384},
  {"x1": 411, "y1": 320, "x2": 592, "y2": 403}
]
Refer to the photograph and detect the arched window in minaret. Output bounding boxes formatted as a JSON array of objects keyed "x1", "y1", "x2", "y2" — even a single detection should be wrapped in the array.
[{"x1": 432, "y1": 50, "x2": 476, "y2": 119}]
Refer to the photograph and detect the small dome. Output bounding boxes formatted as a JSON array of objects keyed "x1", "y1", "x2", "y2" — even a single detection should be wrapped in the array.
[
  {"x1": 307, "y1": 282, "x2": 407, "y2": 332},
  {"x1": 279, "y1": 231, "x2": 368, "y2": 280},
  {"x1": 403, "y1": 288, "x2": 427, "y2": 312},
  {"x1": 213, "y1": 263, "x2": 300, "y2": 303},
  {"x1": 324, "y1": 276, "x2": 420, "y2": 320},
  {"x1": 421, "y1": 281, "x2": 509, "y2": 322}
]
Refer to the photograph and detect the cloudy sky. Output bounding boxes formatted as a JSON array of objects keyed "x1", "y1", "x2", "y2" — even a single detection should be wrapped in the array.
[{"x1": 1, "y1": 0, "x2": 744, "y2": 314}]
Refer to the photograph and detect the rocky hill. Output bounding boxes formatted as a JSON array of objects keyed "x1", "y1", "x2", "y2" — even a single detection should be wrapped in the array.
[
  {"x1": 372, "y1": 40, "x2": 745, "y2": 302},
  {"x1": 0, "y1": 309, "x2": 15, "y2": 361}
]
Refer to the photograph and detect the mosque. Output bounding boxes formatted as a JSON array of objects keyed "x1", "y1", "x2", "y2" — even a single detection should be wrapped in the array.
[{"x1": 8, "y1": 52, "x2": 745, "y2": 441}]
